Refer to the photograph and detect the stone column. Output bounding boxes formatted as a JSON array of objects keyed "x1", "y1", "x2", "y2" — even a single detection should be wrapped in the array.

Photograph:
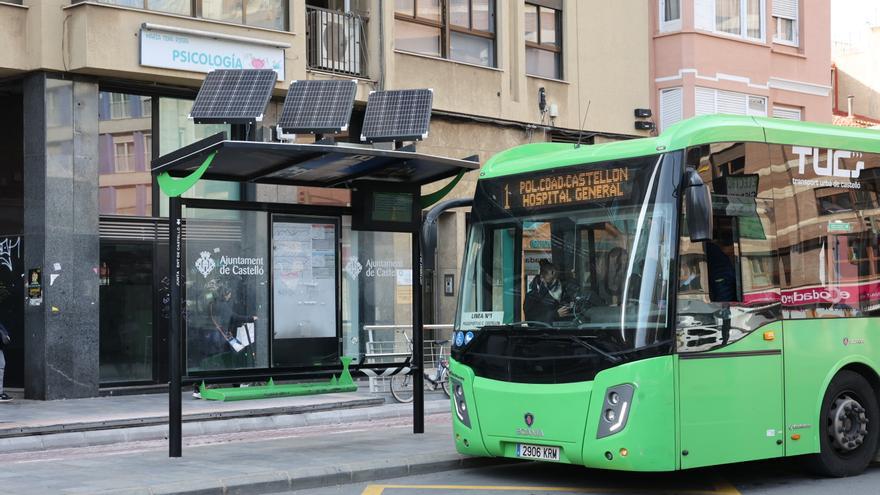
[{"x1": 23, "y1": 73, "x2": 100, "y2": 400}]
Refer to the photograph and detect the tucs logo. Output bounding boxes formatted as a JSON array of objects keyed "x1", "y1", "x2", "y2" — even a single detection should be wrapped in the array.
[{"x1": 793, "y1": 146, "x2": 865, "y2": 179}]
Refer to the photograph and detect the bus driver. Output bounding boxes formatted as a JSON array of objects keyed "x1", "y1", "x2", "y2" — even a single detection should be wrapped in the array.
[{"x1": 524, "y1": 260, "x2": 573, "y2": 324}]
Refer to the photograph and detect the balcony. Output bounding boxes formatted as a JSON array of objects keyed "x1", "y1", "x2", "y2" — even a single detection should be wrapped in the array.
[
  {"x1": 306, "y1": 6, "x2": 368, "y2": 78},
  {"x1": 0, "y1": 1, "x2": 27, "y2": 75}
]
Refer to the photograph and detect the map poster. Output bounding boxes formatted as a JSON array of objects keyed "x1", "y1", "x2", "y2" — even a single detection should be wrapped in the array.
[{"x1": 272, "y1": 219, "x2": 337, "y2": 339}]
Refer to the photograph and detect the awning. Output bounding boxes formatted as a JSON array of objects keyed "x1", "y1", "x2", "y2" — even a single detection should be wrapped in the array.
[{"x1": 151, "y1": 133, "x2": 478, "y2": 196}]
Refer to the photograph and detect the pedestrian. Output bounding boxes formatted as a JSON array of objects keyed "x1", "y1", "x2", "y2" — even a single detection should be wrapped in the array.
[{"x1": 0, "y1": 322, "x2": 12, "y2": 402}]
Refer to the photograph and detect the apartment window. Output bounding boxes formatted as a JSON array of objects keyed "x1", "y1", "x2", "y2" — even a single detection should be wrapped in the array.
[
  {"x1": 660, "y1": 0, "x2": 681, "y2": 32},
  {"x1": 201, "y1": 0, "x2": 286, "y2": 30},
  {"x1": 113, "y1": 137, "x2": 136, "y2": 173},
  {"x1": 659, "y1": 87, "x2": 683, "y2": 131},
  {"x1": 95, "y1": 0, "x2": 287, "y2": 30},
  {"x1": 141, "y1": 96, "x2": 152, "y2": 118},
  {"x1": 525, "y1": 1, "x2": 562, "y2": 79},
  {"x1": 695, "y1": 87, "x2": 767, "y2": 116},
  {"x1": 395, "y1": 0, "x2": 497, "y2": 67},
  {"x1": 96, "y1": 0, "x2": 190, "y2": 15},
  {"x1": 772, "y1": 105, "x2": 802, "y2": 120},
  {"x1": 695, "y1": 0, "x2": 764, "y2": 41},
  {"x1": 109, "y1": 93, "x2": 131, "y2": 120},
  {"x1": 772, "y1": 0, "x2": 798, "y2": 45}
]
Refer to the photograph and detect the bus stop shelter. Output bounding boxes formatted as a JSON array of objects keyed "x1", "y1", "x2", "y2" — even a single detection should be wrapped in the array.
[{"x1": 152, "y1": 132, "x2": 477, "y2": 457}]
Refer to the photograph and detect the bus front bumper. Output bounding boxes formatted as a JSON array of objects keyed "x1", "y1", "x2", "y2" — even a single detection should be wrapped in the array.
[{"x1": 449, "y1": 355, "x2": 677, "y2": 472}]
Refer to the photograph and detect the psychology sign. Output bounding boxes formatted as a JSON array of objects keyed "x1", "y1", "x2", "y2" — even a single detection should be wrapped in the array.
[{"x1": 140, "y1": 28, "x2": 285, "y2": 80}]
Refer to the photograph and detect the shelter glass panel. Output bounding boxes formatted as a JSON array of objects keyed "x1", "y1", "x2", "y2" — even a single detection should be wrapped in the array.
[
  {"x1": 158, "y1": 98, "x2": 236, "y2": 217},
  {"x1": 184, "y1": 208, "x2": 270, "y2": 373},
  {"x1": 343, "y1": 227, "x2": 414, "y2": 366}
]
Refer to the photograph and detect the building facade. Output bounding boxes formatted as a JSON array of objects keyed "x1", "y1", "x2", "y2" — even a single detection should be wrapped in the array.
[
  {"x1": 0, "y1": 0, "x2": 656, "y2": 399},
  {"x1": 652, "y1": 0, "x2": 832, "y2": 129},
  {"x1": 833, "y1": 26, "x2": 880, "y2": 126}
]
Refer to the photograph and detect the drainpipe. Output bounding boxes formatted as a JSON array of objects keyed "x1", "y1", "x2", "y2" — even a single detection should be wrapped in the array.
[{"x1": 378, "y1": 0, "x2": 385, "y2": 90}]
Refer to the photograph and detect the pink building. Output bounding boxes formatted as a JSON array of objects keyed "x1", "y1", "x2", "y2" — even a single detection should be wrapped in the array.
[{"x1": 652, "y1": 0, "x2": 832, "y2": 130}]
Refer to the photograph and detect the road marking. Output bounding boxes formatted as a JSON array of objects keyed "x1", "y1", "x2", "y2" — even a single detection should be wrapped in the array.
[{"x1": 361, "y1": 482, "x2": 742, "y2": 494}]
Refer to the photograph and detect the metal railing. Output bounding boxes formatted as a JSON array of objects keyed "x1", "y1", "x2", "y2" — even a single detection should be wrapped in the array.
[
  {"x1": 306, "y1": 5, "x2": 368, "y2": 78},
  {"x1": 363, "y1": 324, "x2": 453, "y2": 393}
]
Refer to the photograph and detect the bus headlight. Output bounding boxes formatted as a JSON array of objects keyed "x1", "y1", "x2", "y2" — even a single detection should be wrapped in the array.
[
  {"x1": 451, "y1": 378, "x2": 471, "y2": 428},
  {"x1": 596, "y1": 384, "x2": 634, "y2": 439}
]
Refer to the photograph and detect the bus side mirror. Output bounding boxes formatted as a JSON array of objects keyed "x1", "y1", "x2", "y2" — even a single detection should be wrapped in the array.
[{"x1": 684, "y1": 168, "x2": 713, "y2": 242}]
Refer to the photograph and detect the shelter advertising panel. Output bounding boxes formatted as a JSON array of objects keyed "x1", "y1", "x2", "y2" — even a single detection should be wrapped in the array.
[{"x1": 272, "y1": 216, "x2": 340, "y2": 368}]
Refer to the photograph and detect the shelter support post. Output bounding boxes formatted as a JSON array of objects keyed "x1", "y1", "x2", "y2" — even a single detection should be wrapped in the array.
[
  {"x1": 169, "y1": 195, "x2": 183, "y2": 457},
  {"x1": 412, "y1": 231, "x2": 424, "y2": 434}
]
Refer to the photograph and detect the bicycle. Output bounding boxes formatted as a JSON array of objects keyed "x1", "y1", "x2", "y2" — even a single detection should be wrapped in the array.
[{"x1": 389, "y1": 334, "x2": 451, "y2": 403}]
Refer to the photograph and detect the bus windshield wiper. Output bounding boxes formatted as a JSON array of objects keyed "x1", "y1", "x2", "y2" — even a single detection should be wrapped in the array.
[
  {"x1": 567, "y1": 334, "x2": 620, "y2": 363},
  {"x1": 502, "y1": 320, "x2": 552, "y2": 328}
]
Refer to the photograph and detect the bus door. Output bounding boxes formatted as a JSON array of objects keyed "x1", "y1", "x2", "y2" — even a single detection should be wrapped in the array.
[{"x1": 676, "y1": 195, "x2": 784, "y2": 469}]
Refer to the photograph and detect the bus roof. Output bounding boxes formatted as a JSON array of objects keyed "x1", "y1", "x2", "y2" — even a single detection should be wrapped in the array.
[{"x1": 480, "y1": 114, "x2": 880, "y2": 179}]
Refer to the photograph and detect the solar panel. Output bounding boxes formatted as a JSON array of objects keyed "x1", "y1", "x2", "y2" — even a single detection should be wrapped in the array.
[
  {"x1": 190, "y1": 69, "x2": 277, "y2": 124},
  {"x1": 360, "y1": 89, "x2": 433, "y2": 143},
  {"x1": 277, "y1": 80, "x2": 357, "y2": 135}
]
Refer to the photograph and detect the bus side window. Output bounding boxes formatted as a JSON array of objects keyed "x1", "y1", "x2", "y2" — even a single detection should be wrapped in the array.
[{"x1": 677, "y1": 142, "x2": 780, "y2": 353}]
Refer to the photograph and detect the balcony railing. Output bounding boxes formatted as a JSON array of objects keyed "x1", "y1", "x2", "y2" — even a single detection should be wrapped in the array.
[{"x1": 306, "y1": 6, "x2": 368, "y2": 78}]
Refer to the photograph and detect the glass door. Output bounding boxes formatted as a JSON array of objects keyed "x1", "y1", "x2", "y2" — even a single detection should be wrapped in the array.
[{"x1": 99, "y1": 242, "x2": 154, "y2": 384}]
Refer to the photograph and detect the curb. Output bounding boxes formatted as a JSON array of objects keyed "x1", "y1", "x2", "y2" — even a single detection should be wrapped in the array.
[
  {"x1": 0, "y1": 400, "x2": 452, "y2": 455},
  {"x1": 83, "y1": 454, "x2": 511, "y2": 495},
  {"x1": 0, "y1": 397, "x2": 386, "y2": 438}
]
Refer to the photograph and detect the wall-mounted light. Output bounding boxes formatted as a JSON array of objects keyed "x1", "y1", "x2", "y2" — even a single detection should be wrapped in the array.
[
  {"x1": 634, "y1": 108, "x2": 652, "y2": 118},
  {"x1": 635, "y1": 121, "x2": 655, "y2": 131}
]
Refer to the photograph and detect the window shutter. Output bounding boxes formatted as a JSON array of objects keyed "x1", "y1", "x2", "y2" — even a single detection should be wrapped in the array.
[
  {"x1": 717, "y1": 90, "x2": 748, "y2": 115},
  {"x1": 773, "y1": 0, "x2": 797, "y2": 19},
  {"x1": 695, "y1": 87, "x2": 715, "y2": 115},
  {"x1": 773, "y1": 106, "x2": 802, "y2": 120},
  {"x1": 660, "y1": 88, "x2": 683, "y2": 131},
  {"x1": 694, "y1": 0, "x2": 714, "y2": 30}
]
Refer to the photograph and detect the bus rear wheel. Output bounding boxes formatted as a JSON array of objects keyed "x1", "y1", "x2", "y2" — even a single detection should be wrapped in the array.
[{"x1": 808, "y1": 370, "x2": 879, "y2": 477}]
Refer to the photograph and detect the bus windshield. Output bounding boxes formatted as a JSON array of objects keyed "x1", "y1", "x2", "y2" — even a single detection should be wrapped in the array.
[{"x1": 453, "y1": 152, "x2": 680, "y2": 382}]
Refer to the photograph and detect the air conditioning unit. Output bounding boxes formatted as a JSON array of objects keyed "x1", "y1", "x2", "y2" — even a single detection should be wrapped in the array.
[{"x1": 310, "y1": 10, "x2": 362, "y2": 75}]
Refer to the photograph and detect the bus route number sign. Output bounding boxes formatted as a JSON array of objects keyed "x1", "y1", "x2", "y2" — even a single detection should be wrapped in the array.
[{"x1": 497, "y1": 167, "x2": 630, "y2": 211}]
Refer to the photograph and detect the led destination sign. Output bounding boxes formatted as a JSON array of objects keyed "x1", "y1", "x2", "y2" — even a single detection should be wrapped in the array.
[{"x1": 499, "y1": 167, "x2": 631, "y2": 210}]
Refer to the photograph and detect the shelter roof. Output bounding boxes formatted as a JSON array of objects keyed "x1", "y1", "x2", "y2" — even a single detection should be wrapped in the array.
[{"x1": 152, "y1": 133, "x2": 478, "y2": 191}]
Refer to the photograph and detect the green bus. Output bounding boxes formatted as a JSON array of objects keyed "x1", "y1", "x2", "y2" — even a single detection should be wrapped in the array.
[{"x1": 449, "y1": 114, "x2": 880, "y2": 477}]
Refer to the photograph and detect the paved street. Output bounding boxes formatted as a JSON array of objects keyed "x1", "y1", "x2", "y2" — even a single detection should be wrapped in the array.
[
  {"x1": 284, "y1": 456, "x2": 880, "y2": 495},
  {"x1": 3, "y1": 396, "x2": 880, "y2": 495}
]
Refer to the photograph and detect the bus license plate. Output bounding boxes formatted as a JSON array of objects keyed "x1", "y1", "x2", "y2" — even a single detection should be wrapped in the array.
[{"x1": 516, "y1": 443, "x2": 560, "y2": 461}]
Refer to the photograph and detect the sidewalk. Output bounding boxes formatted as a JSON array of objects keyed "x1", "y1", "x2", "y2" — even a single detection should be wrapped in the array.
[
  {"x1": 1, "y1": 410, "x2": 490, "y2": 495},
  {"x1": 0, "y1": 387, "x2": 499, "y2": 494},
  {"x1": 0, "y1": 385, "x2": 447, "y2": 453}
]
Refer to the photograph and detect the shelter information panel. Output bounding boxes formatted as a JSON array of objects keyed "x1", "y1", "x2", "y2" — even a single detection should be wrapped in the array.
[{"x1": 272, "y1": 219, "x2": 337, "y2": 339}]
